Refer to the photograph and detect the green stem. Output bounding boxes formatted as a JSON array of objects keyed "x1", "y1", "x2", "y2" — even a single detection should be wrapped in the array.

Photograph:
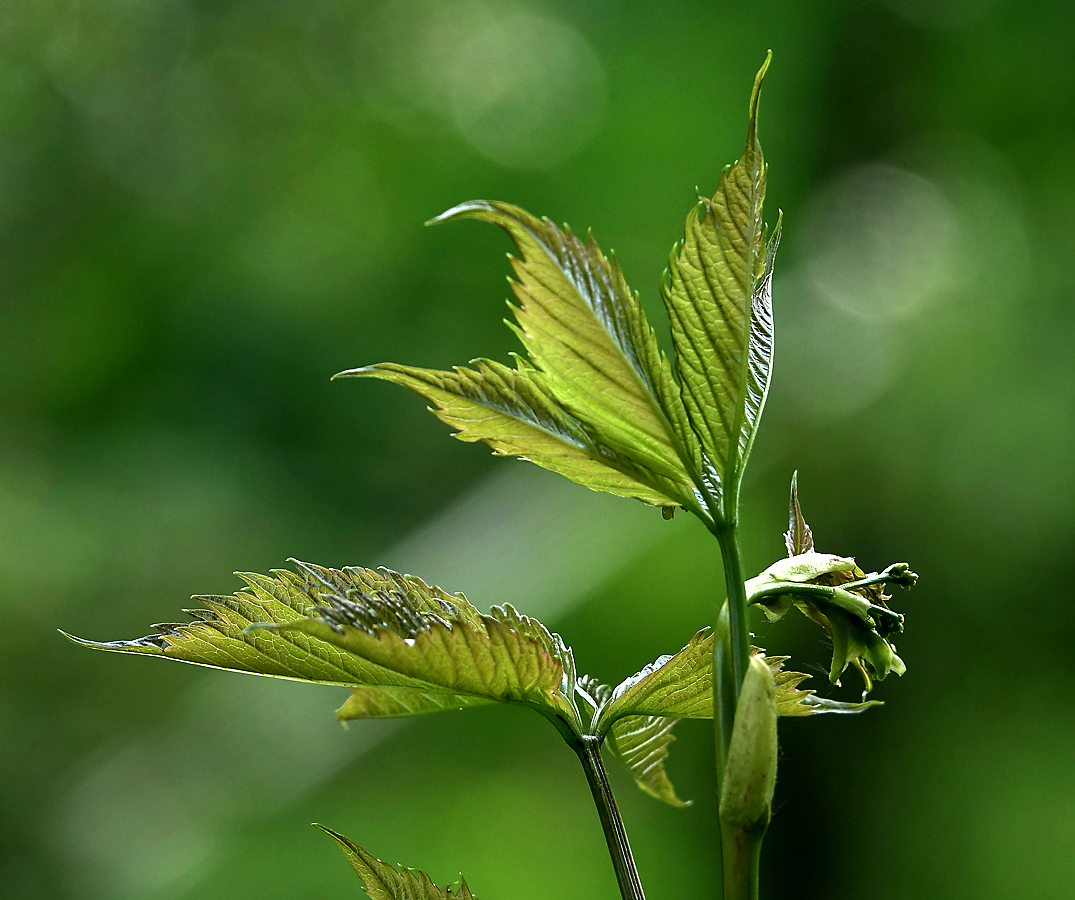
[
  {"x1": 712, "y1": 524, "x2": 760, "y2": 900},
  {"x1": 718, "y1": 526, "x2": 752, "y2": 735},
  {"x1": 719, "y1": 817, "x2": 765, "y2": 900},
  {"x1": 573, "y1": 738, "x2": 646, "y2": 900}
]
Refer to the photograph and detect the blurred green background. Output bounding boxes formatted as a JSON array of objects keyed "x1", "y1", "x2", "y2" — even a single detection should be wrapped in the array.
[{"x1": 2, "y1": 0, "x2": 1073, "y2": 898}]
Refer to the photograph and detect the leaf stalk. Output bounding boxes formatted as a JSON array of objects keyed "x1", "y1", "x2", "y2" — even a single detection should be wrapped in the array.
[{"x1": 573, "y1": 737, "x2": 646, "y2": 900}]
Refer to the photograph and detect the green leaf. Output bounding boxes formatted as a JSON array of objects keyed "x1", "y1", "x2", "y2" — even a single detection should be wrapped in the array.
[
  {"x1": 255, "y1": 562, "x2": 581, "y2": 731},
  {"x1": 339, "y1": 358, "x2": 677, "y2": 510},
  {"x1": 578, "y1": 676, "x2": 687, "y2": 807},
  {"x1": 608, "y1": 715, "x2": 688, "y2": 808},
  {"x1": 64, "y1": 561, "x2": 575, "y2": 727},
  {"x1": 660, "y1": 53, "x2": 780, "y2": 521},
  {"x1": 427, "y1": 200, "x2": 703, "y2": 514},
  {"x1": 595, "y1": 629, "x2": 713, "y2": 735},
  {"x1": 594, "y1": 627, "x2": 866, "y2": 737},
  {"x1": 319, "y1": 826, "x2": 477, "y2": 900}
]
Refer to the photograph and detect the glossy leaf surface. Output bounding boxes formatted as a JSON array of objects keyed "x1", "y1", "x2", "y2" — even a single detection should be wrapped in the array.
[
  {"x1": 66, "y1": 561, "x2": 576, "y2": 727},
  {"x1": 255, "y1": 567, "x2": 579, "y2": 728},
  {"x1": 430, "y1": 200, "x2": 702, "y2": 514},
  {"x1": 660, "y1": 54, "x2": 779, "y2": 521}
]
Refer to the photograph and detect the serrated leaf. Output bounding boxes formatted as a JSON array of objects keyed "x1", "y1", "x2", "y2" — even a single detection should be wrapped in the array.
[
  {"x1": 257, "y1": 563, "x2": 580, "y2": 730},
  {"x1": 578, "y1": 676, "x2": 687, "y2": 807},
  {"x1": 660, "y1": 54, "x2": 779, "y2": 521},
  {"x1": 784, "y1": 470, "x2": 813, "y2": 555},
  {"x1": 319, "y1": 826, "x2": 477, "y2": 900},
  {"x1": 340, "y1": 358, "x2": 676, "y2": 509},
  {"x1": 361, "y1": 198, "x2": 708, "y2": 518},
  {"x1": 596, "y1": 629, "x2": 713, "y2": 734},
  {"x1": 64, "y1": 561, "x2": 574, "y2": 726},
  {"x1": 595, "y1": 628, "x2": 858, "y2": 736}
]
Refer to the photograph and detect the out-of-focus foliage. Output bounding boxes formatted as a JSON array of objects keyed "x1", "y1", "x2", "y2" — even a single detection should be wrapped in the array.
[
  {"x1": 3, "y1": 2, "x2": 1075, "y2": 900},
  {"x1": 320, "y1": 826, "x2": 479, "y2": 900}
]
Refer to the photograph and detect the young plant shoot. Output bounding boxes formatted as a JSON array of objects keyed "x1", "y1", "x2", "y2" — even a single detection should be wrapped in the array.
[{"x1": 68, "y1": 53, "x2": 916, "y2": 900}]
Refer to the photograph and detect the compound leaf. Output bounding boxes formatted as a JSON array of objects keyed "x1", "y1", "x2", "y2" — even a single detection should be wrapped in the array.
[
  {"x1": 661, "y1": 53, "x2": 779, "y2": 520},
  {"x1": 341, "y1": 358, "x2": 676, "y2": 510},
  {"x1": 320, "y1": 826, "x2": 477, "y2": 900},
  {"x1": 421, "y1": 199, "x2": 705, "y2": 517}
]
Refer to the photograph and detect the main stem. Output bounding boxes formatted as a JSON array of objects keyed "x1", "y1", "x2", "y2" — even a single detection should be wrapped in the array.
[
  {"x1": 713, "y1": 524, "x2": 751, "y2": 758},
  {"x1": 574, "y1": 738, "x2": 646, "y2": 900},
  {"x1": 719, "y1": 819, "x2": 765, "y2": 900},
  {"x1": 712, "y1": 523, "x2": 760, "y2": 900}
]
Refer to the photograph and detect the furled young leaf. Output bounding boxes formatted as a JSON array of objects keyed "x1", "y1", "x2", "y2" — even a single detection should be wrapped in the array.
[
  {"x1": 255, "y1": 563, "x2": 580, "y2": 729},
  {"x1": 65, "y1": 561, "x2": 578, "y2": 728},
  {"x1": 320, "y1": 826, "x2": 477, "y2": 900},
  {"x1": 340, "y1": 358, "x2": 678, "y2": 510},
  {"x1": 784, "y1": 470, "x2": 813, "y2": 555},
  {"x1": 660, "y1": 53, "x2": 780, "y2": 521},
  {"x1": 579, "y1": 676, "x2": 687, "y2": 807}
]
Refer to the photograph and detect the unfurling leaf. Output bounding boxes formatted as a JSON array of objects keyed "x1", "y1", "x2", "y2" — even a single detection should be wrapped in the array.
[
  {"x1": 749, "y1": 472, "x2": 913, "y2": 692},
  {"x1": 319, "y1": 826, "x2": 477, "y2": 900},
  {"x1": 719, "y1": 654, "x2": 777, "y2": 830},
  {"x1": 660, "y1": 52, "x2": 780, "y2": 522},
  {"x1": 65, "y1": 560, "x2": 580, "y2": 731}
]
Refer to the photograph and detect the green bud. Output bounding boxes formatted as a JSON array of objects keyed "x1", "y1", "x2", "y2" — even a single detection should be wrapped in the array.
[{"x1": 719, "y1": 655, "x2": 778, "y2": 831}]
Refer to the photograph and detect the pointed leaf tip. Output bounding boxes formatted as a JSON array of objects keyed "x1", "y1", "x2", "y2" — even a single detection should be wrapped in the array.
[
  {"x1": 331, "y1": 366, "x2": 378, "y2": 381},
  {"x1": 318, "y1": 826, "x2": 479, "y2": 900},
  {"x1": 785, "y1": 470, "x2": 814, "y2": 556},
  {"x1": 748, "y1": 51, "x2": 772, "y2": 146}
]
